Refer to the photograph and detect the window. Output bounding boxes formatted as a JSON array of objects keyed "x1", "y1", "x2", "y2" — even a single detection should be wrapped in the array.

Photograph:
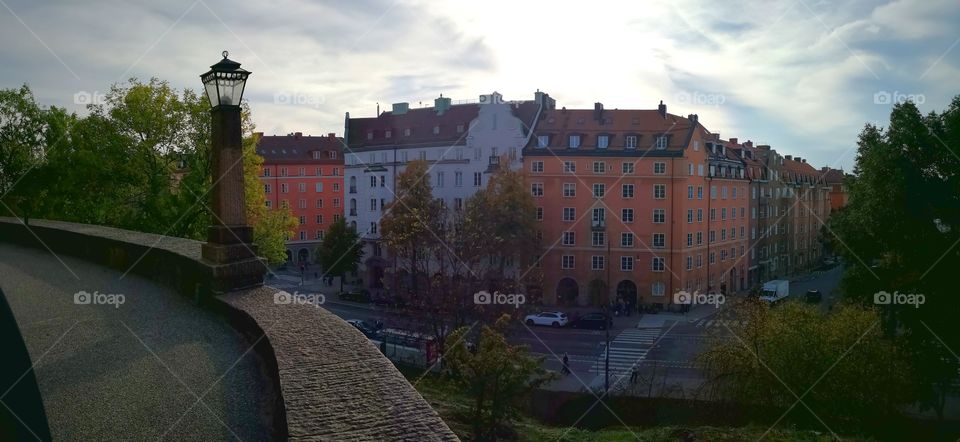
[
  {"x1": 299, "y1": 231, "x2": 306, "y2": 240},
  {"x1": 622, "y1": 208, "x2": 634, "y2": 223},
  {"x1": 562, "y1": 207, "x2": 575, "y2": 221},
  {"x1": 687, "y1": 209, "x2": 694, "y2": 223},
  {"x1": 653, "y1": 184, "x2": 666, "y2": 199},
  {"x1": 721, "y1": 229, "x2": 727, "y2": 241},
  {"x1": 370, "y1": 199, "x2": 377, "y2": 211},
  {"x1": 721, "y1": 208, "x2": 727, "y2": 220},
  {"x1": 562, "y1": 255, "x2": 575, "y2": 269},
  {"x1": 686, "y1": 256, "x2": 693, "y2": 270},
  {"x1": 592, "y1": 183, "x2": 605, "y2": 198},
  {"x1": 316, "y1": 230, "x2": 324, "y2": 240},
  {"x1": 687, "y1": 185, "x2": 694, "y2": 199},
  {"x1": 652, "y1": 281, "x2": 665, "y2": 296},
  {"x1": 622, "y1": 184, "x2": 634, "y2": 198},
  {"x1": 597, "y1": 135, "x2": 609, "y2": 149},
  {"x1": 711, "y1": 186, "x2": 717, "y2": 199},
  {"x1": 329, "y1": 151, "x2": 338, "y2": 160},
  {"x1": 316, "y1": 199, "x2": 323, "y2": 208},
  {"x1": 474, "y1": 172, "x2": 482, "y2": 187},
  {"x1": 433, "y1": 125, "x2": 440, "y2": 135},
  {"x1": 455, "y1": 171, "x2": 463, "y2": 187},
  {"x1": 710, "y1": 208, "x2": 717, "y2": 220},
  {"x1": 562, "y1": 231, "x2": 575, "y2": 246},
  {"x1": 592, "y1": 161, "x2": 606, "y2": 173},
  {"x1": 655, "y1": 136, "x2": 667, "y2": 149},
  {"x1": 697, "y1": 209, "x2": 703, "y2": 222},
  {"x1": 280, "y1": 167, "x2": 288, "y2": 177},
  {"x1": 697, "y1": 254, "x2": 703, "y2": 268},
  {"x1": 652, "y1": 257, "x2": 665, "y2": 271},
  {"x1": 625, "y1": 135, "x2": 638, "y2": 149},
  {"x1": 710, "y1": 230, "x2": 716, "y2": 243},
  {"x1": 621, "y1": 232, "x2": 634, "y2": 247},
  {"x1": 299, "y1": 215, "x2": 306, "y2": 225},
  {"x1": 454, "y1": 198, "x2": 463, "y2": 211},
  {"x1": 721, "y1": 186, "x2": 728, "y2": 199},
  {"x1": 696, "y1": 232, "x2": 703, "y2": 245},
  {"x1": 316, "y1": 182, "x2": 324, "y2": 192},
  {"x1": 316, "y1": 214, "x2": 323, "y2": 224},
  {"x1": 264, "y1": 184, "x2": 272, "y2": 194},
  {"x1": 652, "y1": 233, "x2": 665, "y2": 248},
  {"x1": 536, "y1": 135, "x2": 550, "y2": 148},
  {"x1": 698, "y1": 164, "x2": 704, "y2": 176},
  {"x1": 592, "y1": 231, "x2": 606, "y2": 247},
  {"x1": 653, "y1": 209, "x2": 665, "y2": 223},
  {"x1": 563, "y1": 183, "x2": 576, "y2": 197},
  {"x1": 622, "y1": 162, "x2": 634, "y2": 174},
  {"x1": 592, "y1": 255, "x2": 605, "y2": 270},
  {"x1": 370, "y1": 222, "x2": 378, "y2": 234},
  {"x1": 686, "y1": 233, "x2": 693, "y2": 247},
  {"x1": 297, "y1": 183, "x2": 305, "y2": 192},
  {"x1": 265, "y1": 200, "x2": 271, "y2": 208},
  {"x1": 298, "y1": 167, "x2": 305, "y2": 176},
  {"x1": 569, "y1": 134, "x2": 581, "y2": 148},
  {"x1": 281, "y1": 183, "x2": 288, "y2": 193},
  {"x1": 531, "y1": 161, "x2": 544, "y2": 173},
  {"x1": 653, "y1": 162, "x2": 666, "y2": 174},
  {"x1": 697, "y1": 186, "x2": 703, "y2": 199},
  {"x1": 621, "y1": 256, "x2": 635, "y2": 271},
  {"x1": 263, "y1": 168, "x2": 271, "y2": 177},
  {"x1": 333, "y1": 198, "x2": 340, "y2": 208},
  {"x1": 563, "y1": 161, "x2": 576, "y2": 173},
  {"x1": 436, "y1": 172, "x2": 445, "y2": 187},
  {"x1": 298, "y1": 199, "x2": 306, "y2": 209},
  {"x1": 688, "y1": 163, "x2": 694, "y2": 176}
]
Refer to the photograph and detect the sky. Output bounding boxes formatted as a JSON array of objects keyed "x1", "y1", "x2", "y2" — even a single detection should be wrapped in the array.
[{"x1": 2, "y1": 0, "x2": 958, "y2": 171}]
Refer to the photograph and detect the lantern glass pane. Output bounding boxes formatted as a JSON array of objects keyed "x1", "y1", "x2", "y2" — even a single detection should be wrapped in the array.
[
  {"x1": 203, "y1": 79, "x2": 219, "y2": 107},
  {"x1": 216, "y1": 74, "x2": 246, "y2": 106}
]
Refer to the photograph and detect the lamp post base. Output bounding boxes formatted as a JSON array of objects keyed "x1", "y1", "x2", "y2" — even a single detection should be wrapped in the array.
[
  {"x1": 203, "y1": 256, "x2": 268, "y2": 294},
  {"x1": 201, "y1": 225, "x2": 267, "y2": 293}
]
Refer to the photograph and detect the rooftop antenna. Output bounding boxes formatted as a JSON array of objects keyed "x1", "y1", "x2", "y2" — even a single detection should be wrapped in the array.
[{"x1": 376, "y1": 102, "x2": 379, "y2": 115}]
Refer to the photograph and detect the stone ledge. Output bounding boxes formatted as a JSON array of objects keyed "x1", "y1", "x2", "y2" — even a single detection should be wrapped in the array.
[
  {"x1": 217, "y1": 286, "x2": 458, "y2": 441},
  {"x1": 0, "y1": 217, "x2": 458, "y2": 440}
]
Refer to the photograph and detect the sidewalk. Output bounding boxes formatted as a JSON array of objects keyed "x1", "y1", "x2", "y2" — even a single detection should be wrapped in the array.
[{"x1": 635, "y1": 304, "x2": 721, "y2": 328}]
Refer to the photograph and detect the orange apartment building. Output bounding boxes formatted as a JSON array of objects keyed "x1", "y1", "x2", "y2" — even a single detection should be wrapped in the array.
[
  {"x1": 256, "y1": 132, "x2": 344, "y2": 264},
  {"x1": 523, "y1": 102, "x2": 749, "y2": 310}
]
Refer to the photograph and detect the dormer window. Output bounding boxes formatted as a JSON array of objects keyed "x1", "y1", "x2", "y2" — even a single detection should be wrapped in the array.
[
  {"x1": 433, "y1": 125, "x2": 440, "y2": 135},
  {"x1": 569, "y1": 135, "x2": 581, "y2": 148},
  {"x1": 312, "y1": 151, "x2": 321, "y2": 159},
  {"x1": 457, "y1": 124, "x2": 465, "y2": 133},
  {"x1": 655, "y1": 135, "x2": 668, "y2": 149},
  {"x1": 625, "y1": 135, "x2": 638, "y2": 149},
  {"x1": 328, "y1": 150, "x2": 338, "y2": 159},
  {"x1": 403, "y1": 128, "x2": 411, "y2": 136},
  {"x1": 385, "y1": 130, "x2": 392, "y2": 138},
  {"x1": 537, "y1": 135, "x2": 549, "y2": 148},
  {"x1": 597, "y1": 135, "x2": 609, "y2": 149},
  {"x1": 366, "y1": 131, "x2": 373, "y2": 140}
]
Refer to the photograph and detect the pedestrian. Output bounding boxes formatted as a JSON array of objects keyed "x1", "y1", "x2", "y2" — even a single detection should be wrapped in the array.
[
  {"x1": 630, "y1": 366, "x2": 639, "y2": 384},
  {"x1": 561, "y1": 352, "x2": 570, "y2": 375}
]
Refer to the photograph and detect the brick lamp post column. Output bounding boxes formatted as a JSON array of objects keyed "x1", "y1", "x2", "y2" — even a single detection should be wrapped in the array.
[{"x1": 199, "y1": 51, "x2": 266, "y2": 293}]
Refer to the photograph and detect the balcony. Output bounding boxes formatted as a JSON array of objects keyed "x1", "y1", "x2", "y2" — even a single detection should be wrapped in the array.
[
  {"x1": 485, "y1": 155, "x2": 500, "y2": 173},
  {"x1": 591, "y1": 219, "x2": 606, "y2": 231},
  {"x1": 349, "y1": 186, "x2": 357, "y2": 194},
  {"x1": 349, "y1": 209, "x2": 358, "y2": 217}
]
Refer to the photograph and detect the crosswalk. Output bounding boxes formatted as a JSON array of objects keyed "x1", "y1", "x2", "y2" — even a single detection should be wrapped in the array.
[
  {"x1": 691, "y1": 318, "x2": 749, "y2": 328},
  {"x1": 589, "y1": 329, "x2": 660, "y2": 374}
]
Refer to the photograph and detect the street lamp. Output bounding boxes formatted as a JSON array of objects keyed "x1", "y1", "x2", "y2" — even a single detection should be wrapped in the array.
[{"x1": 199, "y1": 51, "x2": 265, "y2": 293}]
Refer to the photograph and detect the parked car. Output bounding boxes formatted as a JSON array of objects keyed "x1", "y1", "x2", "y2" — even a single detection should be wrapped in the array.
[
  {"x1": 805, "y1": 289, "x2": 823, "y2": 304},
  {"x1": 570, "y1": 312, "x2": 612, "y2": 330},
  {"x1": 339, "y1": 289, "x2": 371, "y2": 303},
  {"x1": 524, "y1": 311, "x2": 569, "y2": 327},
  {"x1": 346, "y1": 319, "x2": 382, "y2": 339}
]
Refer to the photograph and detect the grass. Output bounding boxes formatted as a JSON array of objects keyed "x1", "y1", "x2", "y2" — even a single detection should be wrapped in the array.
[{"x1": 399, "y1": 366, "x2": 867, "y2": 441}]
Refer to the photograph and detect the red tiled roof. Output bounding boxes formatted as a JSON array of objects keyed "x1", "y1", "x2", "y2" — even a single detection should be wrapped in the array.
[
  {"x1": 819, "y1": 167, "x2": 845, "y2": 184},
  {"x1": 256, "y1": 133, "x2": 343, "y2": 164},
  {"x1": 529, "y1": 108, "x2": 697, "y2": 152}
]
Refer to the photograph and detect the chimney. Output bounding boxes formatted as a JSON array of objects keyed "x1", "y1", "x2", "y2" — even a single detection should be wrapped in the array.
[
  {"x1": 795, "y1": 157, "x2": 802, "y2": 162},
  {"x1": 658, "y1": 100, "x2": 667, "y2": 118},
  {"x1": 328, "y1": 132, "x2": 336, "y2": 138},
  {"x1": 687, "y1": 114, "x2": 698, "y2": 124},
  {"x1": 744, "y1": 140, "x2": 753, "y2": 148},
  {"x1": 392, "y1": 102, "x2": 409, "y2": 115},
  {"x1": 757, "y1": 144, "x2": 770, "y2": 150},
  {"x1": 594, "y1": 102, "x2": 604, "y2": 122},
  {"x1": 785, "y1": 155, "x2": 792, "y2": 161},
  {"x1": 730, "y1": 138, "x2": 738, "y2": 145},
  {"x1": 294, "y1": 132, "x2": 303, "y2": 139},
  {"x1": 434, "y1": 94, "x2": 452, "y2": 115}
]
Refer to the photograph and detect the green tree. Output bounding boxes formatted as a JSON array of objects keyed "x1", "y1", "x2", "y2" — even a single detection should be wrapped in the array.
[
  {"x1": 380, "y1": 159, "x2": 440, "y2": 296},
  {"x1": 829, "y1": 97, "x2": 960, "y2": 419},
  {"x1": 444, "y1": 314, "x2": 555, "y2": 441},
  {"x1": 0, "y1": 85, "x2": 53, "y2": 218},
  {"x1": 699, "y1": 301, "x2": 917, "y2": 428},
  {"x1": 244, "y1": 132, "x2": 297, "y2": 265},
  {"x1": 316, "y1": 217, "x2": 364, "y2": 293}
]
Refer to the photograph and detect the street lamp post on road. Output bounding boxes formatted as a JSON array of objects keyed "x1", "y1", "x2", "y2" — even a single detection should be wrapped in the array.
[{"x1": 199, "y1": 51, "x2": 266, "y2": 293}]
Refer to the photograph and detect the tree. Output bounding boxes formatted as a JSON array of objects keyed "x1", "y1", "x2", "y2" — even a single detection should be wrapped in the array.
[
  {"x1": 699, "y1": 301, "x2": 917, "y2": 428},
  {"x1": 380, "y1": 159, "x2": 440, "y2": 297},
  {"x1": 244, "y1": 132, "x2": 297, "y2": 264},
  {"x1": 829, "y1": 97, "x2": 960, "y2": 419},
  {"x1": 444, "y1": 314, "x2": 555, "y2": 441},
  {"x1": 316, "y1": 218, "x2": 364, "y2": 293}
]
